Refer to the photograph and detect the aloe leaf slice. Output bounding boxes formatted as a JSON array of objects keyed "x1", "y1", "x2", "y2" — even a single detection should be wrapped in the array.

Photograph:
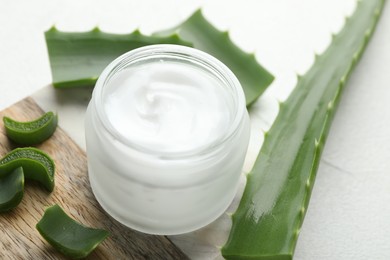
[
  {"x1": 154, "y1": 10, "x2": 274, "y2": 106},
  {"x1": 0, "y1": 167, "x2": 24, "y2": 212},
  {"x1": 0, "y1": 148, "x2": 55, "y2": 192},
  {"x1": 45, "y1": 10, "x2": 273, "y2": 106},
  {"x1": 36, "y1": 204, "x2": 109, "y2": 259},
  {"x1": 222, "y1": 0, "x2": 385, "y2": 259},
  {"x1": 45, "y1": 27, "x2": 192, "y2": 88},
  {"x1": 3, "y1": 111, "x2": 58, "y2": 145}
]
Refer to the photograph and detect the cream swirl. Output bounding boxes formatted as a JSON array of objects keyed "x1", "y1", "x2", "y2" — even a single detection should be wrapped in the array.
[{"x1": 104, "y1": 61, "x2": 233, "y2": 153}]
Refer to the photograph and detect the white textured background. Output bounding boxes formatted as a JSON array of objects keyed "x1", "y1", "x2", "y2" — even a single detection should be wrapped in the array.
[{"x1": 1, "y1": 0, "x2": 390, "y2": 259}]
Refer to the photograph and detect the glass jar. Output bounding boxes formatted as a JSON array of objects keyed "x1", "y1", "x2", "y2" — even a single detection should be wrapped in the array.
[{"x1": 85, "y1": 44, "x2": 250, "y2": 235}]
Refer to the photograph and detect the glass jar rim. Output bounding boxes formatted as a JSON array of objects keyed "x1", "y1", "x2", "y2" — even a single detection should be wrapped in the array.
[{"x1": 93, "y1": 44, "x2": 246, "y2": 158}]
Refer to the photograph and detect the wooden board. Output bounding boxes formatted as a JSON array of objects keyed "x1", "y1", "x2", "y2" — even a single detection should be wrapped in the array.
[{"x1": 0, "y1": 98, "x2": 188, "y2": 259}]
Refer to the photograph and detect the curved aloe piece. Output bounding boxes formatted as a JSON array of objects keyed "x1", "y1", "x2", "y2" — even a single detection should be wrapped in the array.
[
  {"x1": 0, "y1": 148, "x2": 55, "y2": 192},
  {"x1": 0, "y1": 167, "x2": 24, "y2": 212},
  {"x1": 222, "y1": 0, "x2": 385, "y2": 259},
  {"x1": 45, "y1": 10, "x2": 273, "y2": 106},
  {"x1": 3, "y1": 111, "x2": 58, "y2": 145},
  {"x1": 36, "y1": 204, "x2": 109, "y2": 259},
  {"x1": 45, "y1": 27, "x2": 191, "y2": 88},
  {"x1": 154, "y1": 10, "x2": 274, "y2": 106}
]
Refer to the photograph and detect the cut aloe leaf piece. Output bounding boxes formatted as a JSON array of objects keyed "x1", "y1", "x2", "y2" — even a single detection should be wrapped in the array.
[
  {"x1": 3, "y1": 111, "x2": 58, "y2": 145},
  {"x1": 154, "y1": 10, "x2": 274, "y2": 106},
  {"x1": 0, "y1": 167, "x2": 24, "y2": 212},
  {"x1": 36, "y1": 204, "x2": 109, "y2": 259},
  {"x1": 45, "y1": 9, "x2": 273, "y2": 106},
  {"x1": 45, "y1": 27, "x2": 192, "y2": 88},
  {"x1": 222, "y1": 0, "x2": 385, "y2": 259},
  {"x1": 0, "y1": 148, "x2": 55, "y2": 192}
]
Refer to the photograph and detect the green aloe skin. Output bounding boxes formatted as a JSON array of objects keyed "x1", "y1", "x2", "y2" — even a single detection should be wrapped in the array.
[
  {"x1": 36, "y1": 204, "x2": 109, "y2": 259},
  {"x1": 222, "y1": 0, "x2": 385, "y2": 259},
  {"x1": 0, "y1": 167, "x2": 24, "y2": 212},
  {"x1": 0, "y1": 148, "x2": 55, "y2": 192},
  {"x1": 45, "y1": 10, "x2": 273, "y2": 106}
]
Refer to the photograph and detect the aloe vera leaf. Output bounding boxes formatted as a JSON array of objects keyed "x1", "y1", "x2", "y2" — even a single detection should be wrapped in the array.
[
  {"x1": 45, "y1": 10, "x2": 273, "y2": 107},
  {"x1": 45, "y1": 27, "x2": 192, "y2": 88},
  {"x1": 3, "y1": 111, "x2": 58, "y2": 145},
  {"x1": 222, "y1": 0, "x2": 385, "y2": 259},
  {"x1": 36, "y1": 204, "x2": 109, "y2": 259},
  {"x1": 0, "y1": 148, "x2": 55, "y2": 192},
  {"x1": 154, "y1": 10, "x2": 274, "y2": 106},
  {"x1": 0, "y1": 167, "x2": 24, "y2": 212}
]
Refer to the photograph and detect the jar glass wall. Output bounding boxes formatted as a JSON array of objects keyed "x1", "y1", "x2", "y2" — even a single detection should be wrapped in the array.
[{"x1": 85, "y1": 44, "x2": 250, "y2": 235}]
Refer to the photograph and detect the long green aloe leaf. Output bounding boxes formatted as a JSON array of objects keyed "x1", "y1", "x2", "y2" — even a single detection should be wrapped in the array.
[
  {"x1": 222, "y1": 0, "x2": 385, "y2": 259},
  {"x1": 45, "y1": 10, "x2": 273, "y2": 106}
]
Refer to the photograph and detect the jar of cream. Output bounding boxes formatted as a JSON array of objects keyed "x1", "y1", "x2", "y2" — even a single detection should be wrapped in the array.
[{"x1": 85, "y1": 44, "x2": 250, "y2": 235}]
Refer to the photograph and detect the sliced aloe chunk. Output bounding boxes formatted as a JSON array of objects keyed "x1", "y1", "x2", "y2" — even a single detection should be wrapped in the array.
[
  {"x1": 3, "y1": 111, "x2": 58, "y2": 145},
  {"x1": 36, "y1": 204, "x2": 109, "y2": 259},
  {"x1": 0, "y1": 148, "x2": 55, "y2": 192},
  {"x1": 222, "y1": 0, "x2": 385, "y2": 258},
  {"x1": 0, "y1": 167, "x2": 24, "y2": 212}
]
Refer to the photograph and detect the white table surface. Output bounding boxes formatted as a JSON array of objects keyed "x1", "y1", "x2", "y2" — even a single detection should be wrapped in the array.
[{"x1": 1, "y1": 0, "x2": 390, "y2": 259}]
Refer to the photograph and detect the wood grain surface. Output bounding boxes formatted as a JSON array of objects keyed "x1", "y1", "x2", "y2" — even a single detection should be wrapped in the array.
[{"x1": 0, "y1": 98, "x2": 188, "y2": 259}]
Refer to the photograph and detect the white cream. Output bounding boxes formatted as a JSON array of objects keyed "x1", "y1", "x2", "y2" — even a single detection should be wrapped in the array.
[
  {"x1": 104, "y1": 62, "x2": 232, "y2": 153},
  {"x1": 85, "y1": 45, "x2": 250, "y2": 235}
]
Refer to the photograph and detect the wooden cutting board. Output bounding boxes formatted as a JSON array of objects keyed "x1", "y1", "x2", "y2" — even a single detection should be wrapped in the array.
[{"x1": 0, "y1": 98, "x2": 188, "y2": 259}]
